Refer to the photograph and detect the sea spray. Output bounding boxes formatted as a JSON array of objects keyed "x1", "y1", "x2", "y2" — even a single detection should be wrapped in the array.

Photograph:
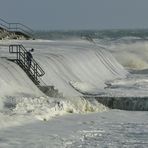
[
  {"x1": 0, "y1": 99, "x2": 4, "y2": 110},
  {"x1": 109, "y1": 41, "x2": 148, "y2": 70},
  {"x1": 12, "y1": 96, "x2": 108, "y2": 121}
]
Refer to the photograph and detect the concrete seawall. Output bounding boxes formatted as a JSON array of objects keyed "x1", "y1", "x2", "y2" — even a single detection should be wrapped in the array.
[
  {"x1": 0, "y1": 27, "x2": 27, "y2": 40},
  {"x1": 85, "y1": 96, "x2": 148, "y2": 111}
]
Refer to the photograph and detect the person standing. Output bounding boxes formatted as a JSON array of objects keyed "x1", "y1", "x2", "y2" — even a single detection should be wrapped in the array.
[{"x1": 26, "y1": 48, "x2": 34, "y2": 69}]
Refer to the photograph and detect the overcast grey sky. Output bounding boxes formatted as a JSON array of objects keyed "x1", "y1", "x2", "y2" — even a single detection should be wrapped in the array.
[{"x1": 0, "y1": 0, "x2": 148, "y2": 30}]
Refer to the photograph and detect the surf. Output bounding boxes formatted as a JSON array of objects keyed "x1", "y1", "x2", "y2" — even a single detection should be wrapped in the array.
[{"x1": 0, "y1": 36, "x2": 148, "y2": 127}]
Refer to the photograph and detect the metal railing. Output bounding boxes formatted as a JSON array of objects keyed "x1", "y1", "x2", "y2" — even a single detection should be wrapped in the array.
[
  {"x1": 0, "y1": 18, "x2": 34, "y2": 38},
  {"x1": 9, "y1": 44, "x2": 45, "y2": 85}
]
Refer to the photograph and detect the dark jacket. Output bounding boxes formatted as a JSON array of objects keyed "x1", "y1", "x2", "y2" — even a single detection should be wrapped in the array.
[{"x1": 26, "y1": 51, "x2": 32, "y2": 61}]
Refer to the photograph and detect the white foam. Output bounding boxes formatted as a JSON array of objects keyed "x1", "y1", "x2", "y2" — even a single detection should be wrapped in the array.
[
  {"x1": 69, "y1": 81, "x2": 106, "y2": 95},
  {"x1": 0, "y1": 58, "x2": 43, "y2": 98},
  {"x1": 109, "y1": 41, "x2": 148, "y2": 69},
  {"x1": 12, "y1": 96, "x2": 108, "y2": 121},
  {"x1": 31, "y1": 40, "x2": 128, "y2": 96},
  {"x1": 2, "y1": 39, "x2": 148, "y2": 125}
]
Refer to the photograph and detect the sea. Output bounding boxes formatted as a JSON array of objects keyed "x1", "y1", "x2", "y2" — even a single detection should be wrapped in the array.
[{"x1": 0, "y1": 29, "x2": 148, "y2": 147}]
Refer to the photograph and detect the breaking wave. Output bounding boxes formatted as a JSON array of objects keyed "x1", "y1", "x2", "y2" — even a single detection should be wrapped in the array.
[
  {"x1": 0, "y1": 95, "x2": 108, "y2": 129},
  {"x1": 0, "y1": 37, "x2": 148, "y2": 128},
  {"x1": 108, "y1": 41, "x2": 148, "y2": 70},
  {"x1": 12, "y1": 96, "x2": 108, "y2": 121}
]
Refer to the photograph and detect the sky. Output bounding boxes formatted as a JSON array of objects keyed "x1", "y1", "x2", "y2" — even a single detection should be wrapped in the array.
[{"x1": 0, "y1": 0, "x2": 148, "y2": 30}]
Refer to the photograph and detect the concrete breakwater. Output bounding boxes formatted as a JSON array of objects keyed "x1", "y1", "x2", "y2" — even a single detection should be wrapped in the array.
[
  {"x1": 85, "y1": 96, "x2": 148, "y2": 111},
  {"x1": 0, "y1": 27, "x2": 26, "y2": 40}
]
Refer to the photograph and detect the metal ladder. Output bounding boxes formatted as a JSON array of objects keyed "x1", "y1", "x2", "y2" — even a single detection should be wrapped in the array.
[
  {"x1": 0, "y1": 18, "x2": 34, "y2": 39},
  {"x1": 9, "y1": 44, "x2": 45, "y2": 85}
]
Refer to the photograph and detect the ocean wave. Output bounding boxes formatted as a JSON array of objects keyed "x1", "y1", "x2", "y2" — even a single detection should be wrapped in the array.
[{"x1": 0, "y1": 95, "x2": 108, "y2": 126}]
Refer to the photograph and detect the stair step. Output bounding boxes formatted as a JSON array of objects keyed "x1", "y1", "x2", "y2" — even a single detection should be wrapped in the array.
[{"x1": 38, "y1": 85, "x2": 63, "y2": 98}]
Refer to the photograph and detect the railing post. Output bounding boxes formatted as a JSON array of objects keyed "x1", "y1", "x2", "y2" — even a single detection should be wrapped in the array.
[
  {"x1": 34, "y1": 63, "x2": 36, "y2": 81},
  {"x1": 18, "y1": 45, "x2": 20, "y2": 60}
]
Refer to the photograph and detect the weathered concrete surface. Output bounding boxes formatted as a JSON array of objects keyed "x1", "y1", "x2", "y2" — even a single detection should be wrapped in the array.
[
  {"x1": 85, "y1": 96, "x2": 148, "y2": 111},
  {"x1": 0, "y1": 27, "x2": 29, "y2": 40}
]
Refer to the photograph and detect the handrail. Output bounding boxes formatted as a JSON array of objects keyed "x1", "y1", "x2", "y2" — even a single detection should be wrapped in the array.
[
  {"x1": 18, "y1": 45, "x2": 45, "y2": 77},
  {"x1": 0, "y1": 18, "x2": 34, "y2": 38},
  {"x1": 0, "y1": 18, "x2": 8, "y2": 25},
  {"x1": 9, "y1": 44, "x2": 45, "y2": 84}
]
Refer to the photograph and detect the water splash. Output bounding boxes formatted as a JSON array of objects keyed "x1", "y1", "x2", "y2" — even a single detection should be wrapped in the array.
[{"x1": 12, "y1": 96, "x2": 108, "y2": 121}]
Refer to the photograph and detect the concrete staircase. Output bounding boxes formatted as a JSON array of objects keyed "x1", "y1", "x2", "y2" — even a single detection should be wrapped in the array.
[
  {"x1": 38, "y1": 85, "x2": 63, "y2": 98},
  {"x1": 8, "y1": 44, "x2": 63, "y2": 98},
  {"x1": 0, "y1": 27, "x2": 26, "y2": 40},
  {"x1": 0, "y1": 18, "x2": 34, "y2": 40},
  {"x1": 9, "y1": 44, "x2": 45, "y2": 85}
]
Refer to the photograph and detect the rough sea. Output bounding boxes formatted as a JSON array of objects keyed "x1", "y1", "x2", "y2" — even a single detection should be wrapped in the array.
[{"x1": 0, "y1": 29, "x2": 148, "y2": 147}]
